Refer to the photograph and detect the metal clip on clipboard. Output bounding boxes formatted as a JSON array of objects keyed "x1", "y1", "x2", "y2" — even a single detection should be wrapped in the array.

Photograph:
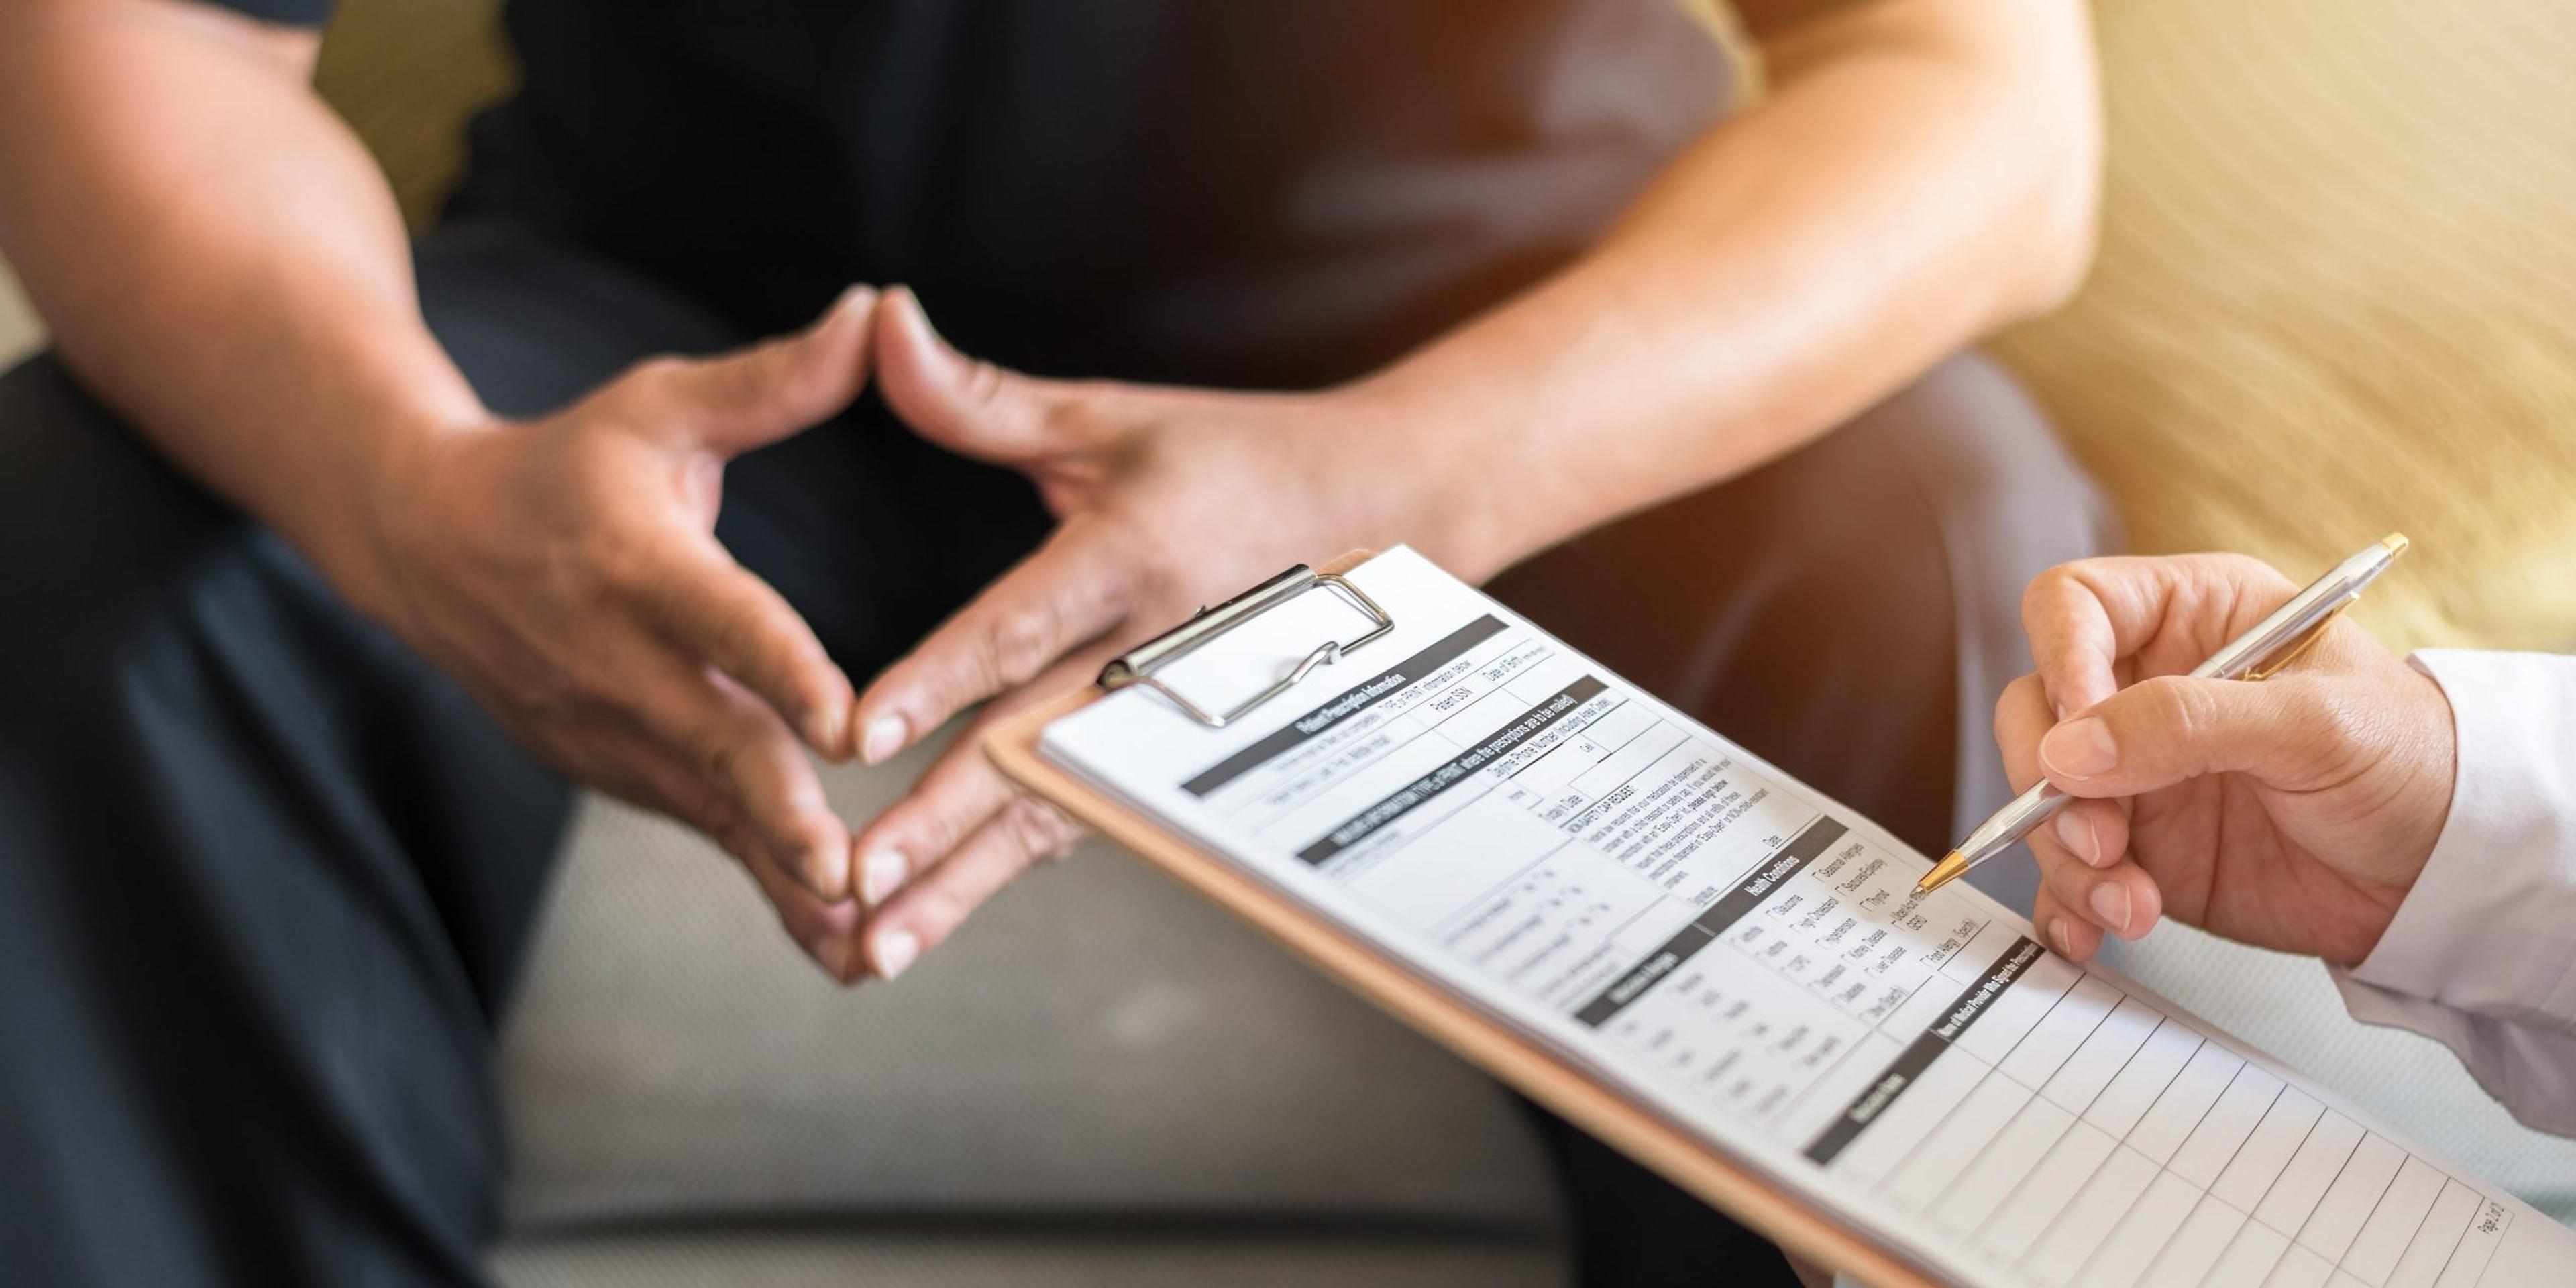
[{"x1": 1096, "y1": 564, "x2": 1395, "y2": 729}]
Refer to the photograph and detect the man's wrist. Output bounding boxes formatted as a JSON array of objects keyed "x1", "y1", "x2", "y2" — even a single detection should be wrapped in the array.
[
  {"x1": 285, "y1": 391, "x2": 499, "y2": 628},
  {"x1": 1326, "y1": 366, "x2": 1548, "y2": 583}
]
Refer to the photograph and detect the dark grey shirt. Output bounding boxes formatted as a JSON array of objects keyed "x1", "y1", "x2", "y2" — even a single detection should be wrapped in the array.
[{"x1": 215, "y1": 1, "x2": 1736, "y2": 386}]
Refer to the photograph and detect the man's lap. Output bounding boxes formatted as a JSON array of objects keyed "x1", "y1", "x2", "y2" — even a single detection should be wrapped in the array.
[{"x1": 0, "y1": 221, "x2": 2102, "y2": 1284}]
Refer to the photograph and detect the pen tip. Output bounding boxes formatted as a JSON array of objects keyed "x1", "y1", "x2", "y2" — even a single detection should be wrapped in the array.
[
  {"x1": 1915, "y1": 851, "x2": 1968, "y2": 895},
  {"x1": 2380, "y1": 532, "x2": 2410, "y2": 559}
]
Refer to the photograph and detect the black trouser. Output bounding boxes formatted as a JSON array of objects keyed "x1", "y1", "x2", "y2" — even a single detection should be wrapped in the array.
[{"x1": 0, "y1": 224, "x2": 2106, "y2": 1286}]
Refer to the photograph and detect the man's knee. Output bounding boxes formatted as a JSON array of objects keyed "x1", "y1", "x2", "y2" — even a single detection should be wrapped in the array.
[
  {"x1": 1750, "y1": 353, "x2": 2112, "y2": 845},
  {"x1": 0, "y1": 353, "x2": 263, "y2": 701},
  {"x1": 1771, "y1": 352, "x2": 2114, "y2": 660},
  {"x1": 1857, "y1": 352, "x2": 2116, "y2": 581},
  {"x1": 0, "y1": 352, "x2": 235, "y2": 602}
]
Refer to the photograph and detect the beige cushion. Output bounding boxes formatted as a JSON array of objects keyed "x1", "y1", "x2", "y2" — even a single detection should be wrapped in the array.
[
  {"x1": 1993, "y1": 0, "x2": 2576, "y2": 653},
  {"x1": 315, "y1": 0, "x2": 515, "y2": 228}
]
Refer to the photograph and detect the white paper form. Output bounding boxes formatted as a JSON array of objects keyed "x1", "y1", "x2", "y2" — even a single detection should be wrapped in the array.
[{"x1": 1038, "y1": 548, "x2": 2576, "y2": 1287}]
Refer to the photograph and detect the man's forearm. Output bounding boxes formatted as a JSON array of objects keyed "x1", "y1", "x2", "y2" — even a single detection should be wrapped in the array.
[
  {"x1": 1356, "y1": 0, "x2": 2100, "y2": 578},
  {"x1": 0, "y1": 0, "x2": 484, "y2": 608}
]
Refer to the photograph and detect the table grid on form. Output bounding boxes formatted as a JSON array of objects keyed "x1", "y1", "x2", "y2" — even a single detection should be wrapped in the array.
[{"x1": 1825, "y1": 954, "x2": 2512, "y2": 1288}]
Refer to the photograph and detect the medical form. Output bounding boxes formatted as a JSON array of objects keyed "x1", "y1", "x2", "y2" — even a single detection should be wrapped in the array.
[{"x1": 1037, "y1": 547, "x2": 2575, "y2": 1287}]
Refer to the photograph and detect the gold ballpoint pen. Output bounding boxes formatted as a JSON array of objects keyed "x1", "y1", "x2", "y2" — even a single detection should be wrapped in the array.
[{"x1": 1915, "y1": 533, "x2": 2412, "y2": 897}]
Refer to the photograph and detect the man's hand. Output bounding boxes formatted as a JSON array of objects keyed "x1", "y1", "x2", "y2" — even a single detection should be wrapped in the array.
[
  {"x1": 1998, "y1": 555, "x2": 2458, "y2": 966},
  {"x1": 836, "y1": 288, "x2": 1460, "y2": 979},
  {"x1": 348, "y1": 287, "x2": 880, "y2": 979}
]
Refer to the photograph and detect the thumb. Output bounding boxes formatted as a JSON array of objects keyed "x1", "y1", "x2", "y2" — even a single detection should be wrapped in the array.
[
  {"x1": 871, "y1": 285, "x2": 1102, "y2": 462},
  {"x1": 2039, "y1": 674, "x2": 2344, "y2": 798},
  {"x1": 663, "y1": 284, "x2": 876, "y2": 455}
]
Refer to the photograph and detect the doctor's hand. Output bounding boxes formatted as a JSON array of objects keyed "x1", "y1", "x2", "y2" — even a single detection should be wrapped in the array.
[
  {"x1": 1997, "y1": 554, "x2": 2457, "y2": 967},
  {"x1": 835, "y1": 288, "x2": 1475, "y2": 981}
]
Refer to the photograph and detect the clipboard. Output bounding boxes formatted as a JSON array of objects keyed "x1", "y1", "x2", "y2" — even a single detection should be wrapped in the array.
[{"x1": 985, "y1": 549, "x2": 1945, "y2": 1288}]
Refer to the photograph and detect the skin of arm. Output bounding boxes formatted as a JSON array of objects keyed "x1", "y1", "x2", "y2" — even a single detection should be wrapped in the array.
[
  {"x1": 841, "y1": 0, "x2": 2104, "y2": 975},
  {"x1": 1360, "y1": 0, "x2": 2103, "y2": 577},
  {"x1": 0, "y1": 0, "x2": 896, "y2": 981}
]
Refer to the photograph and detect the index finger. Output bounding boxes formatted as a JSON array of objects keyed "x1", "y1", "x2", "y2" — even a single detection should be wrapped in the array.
[
  {"x1": 2019, "y1": 553, "x2": 2301, "y2": 718},
  {"x1": 637, "y1": 535, "x2": 858, "y2": 760},
  {"x1": 848, "y1": 639, "x2": 1126, "y2": 908},
  {"x1": 1998, "y1": 674, "x2": 2157, "y2": 951}
]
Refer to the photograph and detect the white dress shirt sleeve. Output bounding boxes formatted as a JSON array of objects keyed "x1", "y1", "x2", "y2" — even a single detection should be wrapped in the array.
[{"x1": 2326, "y1": 649, "x2": 2576, "y2": 1137}]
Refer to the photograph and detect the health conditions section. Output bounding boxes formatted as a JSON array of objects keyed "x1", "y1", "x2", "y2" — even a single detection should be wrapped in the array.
[{"x1": 1572, "y1": 818, "x2": 1853, "y2": 1028}]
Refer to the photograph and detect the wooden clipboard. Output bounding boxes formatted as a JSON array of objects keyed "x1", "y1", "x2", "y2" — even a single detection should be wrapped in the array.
[{"x1": 983, "y1": 550, "x2": 1948, "y2": 1288}]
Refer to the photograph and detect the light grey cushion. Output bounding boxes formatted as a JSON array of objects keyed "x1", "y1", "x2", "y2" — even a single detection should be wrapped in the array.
[
  {"x1": 492, "y1": 729, "x2": 1568, "y2": 1276},
  {"x1": 491, "y1": 1230, "x2": 1562, "y2": 1288}
]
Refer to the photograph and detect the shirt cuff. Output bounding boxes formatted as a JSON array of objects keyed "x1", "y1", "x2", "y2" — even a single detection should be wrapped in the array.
[
  {"x1": 2328, "y1": 970, "x2": 2576, "y2": 1137},
  {"x1": 2340, "y1": 651, "x2": 2576, "y2": 1034}
]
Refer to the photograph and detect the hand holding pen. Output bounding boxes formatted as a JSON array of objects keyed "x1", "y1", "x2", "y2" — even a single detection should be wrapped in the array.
[{"x1": 1922, "y1": 540, "x2": 2458, "y2": 965}]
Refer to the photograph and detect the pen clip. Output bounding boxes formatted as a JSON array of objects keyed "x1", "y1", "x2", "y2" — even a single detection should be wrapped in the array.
[{"x1": 2241, "y1": 602, "x2": 2349, "y2": 681}]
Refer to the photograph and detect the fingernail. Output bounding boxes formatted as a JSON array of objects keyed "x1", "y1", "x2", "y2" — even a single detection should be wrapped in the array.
[
  {"x1": 803, "y1": 845, "x2": 850, "y2": 900},
  {"x1": 814, "y1": 284, "x2": 869, "y2": 331},
  {"x1": 2089, "y1": 881, "x2": 2132, "y2": 935},
  {"x1": 860, "y1": 715, "x2": 907, "y2": 765},
  {"x1": 812, "y1": 704, "x2": 849, "y2": 759},
  {"x1": 884, "y1": 284, "x2": 923, "y2": 329},
  {"x1": 2049, "y1": 916, "x2": 2077, "y2": 957},
  {"x1": 2053, "y1": 809, "x2": 2102, "y2": 865},
  {"x1": 815, "y1": 936, "x2": 859, "y2": 985},
  {"x1": 2041, "y1": 716, "x2": 2118, "y2": 780},
  {"x1": 861, "y1": 849, "x2": 908, "y2": 907},
  {"x1": 873, "y1": 928, "x2": 920, "y2": 981},
  {"x1": 896, "y1": 288, "x2": 960, "y2": 362}
]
